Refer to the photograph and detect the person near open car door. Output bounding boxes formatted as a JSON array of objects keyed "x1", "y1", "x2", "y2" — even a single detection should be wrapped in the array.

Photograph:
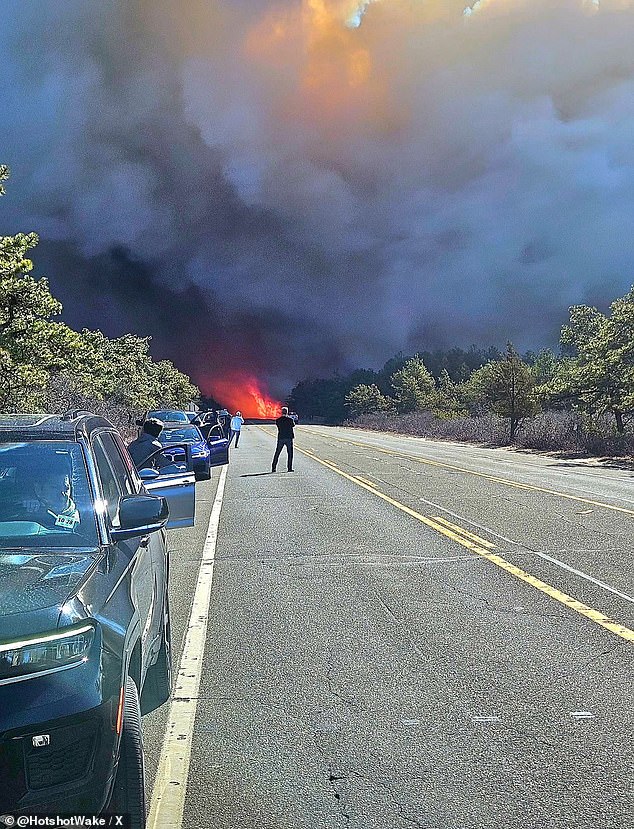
[{"x1": 127, "y1": 418, "x2": 164, "y2": 469}]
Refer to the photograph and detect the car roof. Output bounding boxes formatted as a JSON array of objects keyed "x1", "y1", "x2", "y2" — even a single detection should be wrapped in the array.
[
  {"x1": 0, "y1": 412, "x2": 115, "y2": 442},
  {"x1": 148, "y1": 409, "x2": 189, "y2": 419}
]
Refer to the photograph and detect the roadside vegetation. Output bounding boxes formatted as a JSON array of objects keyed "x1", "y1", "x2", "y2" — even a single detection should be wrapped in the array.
[
  {"x1": 0, "y1": 166, "x2": 198, "y2": 438},
  {"x1": 289, "y1": 296, "x2": 634, "y2": 458}
]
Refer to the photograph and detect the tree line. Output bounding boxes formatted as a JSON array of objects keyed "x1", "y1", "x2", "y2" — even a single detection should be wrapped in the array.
[
  {"x1": 1, "y1": 166, "x2": 198, "y2": 435},
  {"x1": 288, "y1": 288, "x2": 634, "y2": 453}
]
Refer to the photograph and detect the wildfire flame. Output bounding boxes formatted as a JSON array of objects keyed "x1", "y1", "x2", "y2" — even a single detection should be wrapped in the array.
[{"x1": 206, "y1": 374, "x2": 282, "y2": 419}]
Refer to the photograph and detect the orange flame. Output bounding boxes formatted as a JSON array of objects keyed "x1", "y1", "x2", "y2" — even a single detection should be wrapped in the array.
[{"x1": 206, "y1": 374, "x2": 283, "y2": 419}]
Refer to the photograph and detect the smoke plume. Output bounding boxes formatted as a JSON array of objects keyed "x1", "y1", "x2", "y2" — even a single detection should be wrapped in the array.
[{"x1": 2, "y1": 0, "x2": 634, "y2": 401}]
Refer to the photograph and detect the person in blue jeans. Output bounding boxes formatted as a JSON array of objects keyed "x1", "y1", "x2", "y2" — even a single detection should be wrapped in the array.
[
  {"x1": 229, "y1": 411, "x2": 244, "y2": 446},
  {"x1": 271, "y1": 407, "x2": 295, "y2": 472}
]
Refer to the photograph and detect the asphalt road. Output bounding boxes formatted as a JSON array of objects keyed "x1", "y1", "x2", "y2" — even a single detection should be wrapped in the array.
[{"x1": 144, "y1": 425, "x2": 633, "y2": 829}]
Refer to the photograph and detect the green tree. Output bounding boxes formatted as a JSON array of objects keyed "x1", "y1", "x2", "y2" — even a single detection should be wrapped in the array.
[
  {"x1": 76, "y1": 330, "x2": 198, "y2": 413},
  {"x1": 390, "y1": 355, "x2": 435, "y2": 413},
  {"x1": 431, "y1": 369, "x2": 469, "y2": 419},
  {"x1": 344, "y1": 384, "x2": 392, "y2": 418},
  {"x1": 527, "y1": 348, "x2": 559, "y2": 385},
  {"x1": 288, "y1": 369, "x2": 378, "y2": 423},
  {"x1": 151, "y1": 360, "x2": 199, "y2": 408},
  {"x1": 542, "y1": 289, "x2": 634, "y2": 433},
  {"x1": 468, "y1": 343, "x2": 539, "y2": 442}
]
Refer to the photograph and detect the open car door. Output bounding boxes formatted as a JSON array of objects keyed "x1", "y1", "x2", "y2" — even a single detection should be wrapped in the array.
[
  {"x1": 138, "y1": 443, "x2": 196, "y2": 528},
  {"x1": 206, "y1": 435, "x2": 230, "y2": 467}
]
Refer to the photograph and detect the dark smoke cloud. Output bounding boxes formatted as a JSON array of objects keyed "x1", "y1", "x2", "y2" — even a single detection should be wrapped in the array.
[{"x1": 2, "y1": 0, "x2": 634, "y2": 396}]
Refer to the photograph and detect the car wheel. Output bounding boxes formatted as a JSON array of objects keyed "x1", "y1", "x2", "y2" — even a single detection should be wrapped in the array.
[
  {"x1": 141, "y1": 600, "x2": 173, "y2": 715},
  {"x1": 110, "y1": 676, "x2": 146, "y2": 828}
]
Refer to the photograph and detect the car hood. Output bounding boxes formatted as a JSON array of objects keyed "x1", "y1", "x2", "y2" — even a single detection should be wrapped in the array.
[{"x1": 0, "y1": 549, "x2": 101, "y2": 619}]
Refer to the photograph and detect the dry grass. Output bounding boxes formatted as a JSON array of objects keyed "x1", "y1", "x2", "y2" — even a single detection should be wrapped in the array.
[{"x1": 350, "y1": 410, "x2": 634, "y2": 458}]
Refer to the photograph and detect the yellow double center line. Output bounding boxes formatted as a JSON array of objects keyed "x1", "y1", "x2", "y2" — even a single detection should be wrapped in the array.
[
  {"x1": 297, "y1": 446, "x2": 634, "y2": 644},
  {"x1": 306, "y1": 430, "x2": 634, "y2": 517}
]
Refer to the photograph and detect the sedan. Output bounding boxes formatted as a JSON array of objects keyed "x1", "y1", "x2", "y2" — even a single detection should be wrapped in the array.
[{"x1": 156, "y1": 423, "x2": 229, "y2": 481}]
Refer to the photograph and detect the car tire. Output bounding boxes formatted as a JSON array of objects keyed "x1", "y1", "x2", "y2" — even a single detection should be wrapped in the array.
[
  {"x1": 110, "y1": 676, "x2": 146, "y2": 828},
  {"x1": 141, "y1": 600, "x2": 173, "y2": 715}
]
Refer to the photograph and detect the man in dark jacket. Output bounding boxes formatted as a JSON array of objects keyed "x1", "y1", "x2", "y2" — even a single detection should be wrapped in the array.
[
  {"x1": 272, "y1": 407, "x2": 295, "y2": 472},
  {"x1": 127, "y1": 418, "x2": 164, "y2": 470}
]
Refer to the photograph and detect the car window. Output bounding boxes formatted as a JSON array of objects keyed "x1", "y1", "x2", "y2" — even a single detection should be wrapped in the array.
[
  {"x1": 159, "y1": 426, "x2": 202, "y2": 444},
  {"x1": 142, "y1": 446, "x2": 191, "y2": 475},
  {"x1": 99, "y1": 433, "x2": 136, "y2": 496},
  {"x1": 0, "y1": 441, "x2": 99, "y2": 548},
  {"x1": 93, "y1": 437, "x2": 124, "y2": 525},
  {"x1": 148, "y1": 410, "x2": 189, "y2": 423},
  {"x1": 110, "y1": 432, "x2": 142, "y2": 491}
]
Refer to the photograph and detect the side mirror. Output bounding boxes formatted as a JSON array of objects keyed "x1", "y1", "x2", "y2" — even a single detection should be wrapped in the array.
[
  {"x1": 139, "y1": 468, "x2": 160, "y2": 481},
  {"x1": 111, "y1": 494, "x2": 169, "y2": 542}
]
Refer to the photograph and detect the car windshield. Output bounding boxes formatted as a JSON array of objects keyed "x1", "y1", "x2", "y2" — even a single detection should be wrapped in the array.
[
  {"x1": 159, "y1": 426, "x2": 203, "y2": 444},
  {"x1": 0, "y1": 442, "x2": 99, "y2": 548},
  {"x1": 148, "y1": 410, "x2": 189, "y2": 423}
]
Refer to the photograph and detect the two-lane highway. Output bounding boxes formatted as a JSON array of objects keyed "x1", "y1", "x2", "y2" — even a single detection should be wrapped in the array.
[{"x1": 144, "y1": 424, "x2": 633, "y2": 829}]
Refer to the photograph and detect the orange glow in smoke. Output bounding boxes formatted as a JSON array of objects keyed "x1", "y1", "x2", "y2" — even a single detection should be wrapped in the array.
[
  {"x1": 207, "y1": 375, "x2": 283, "y2": 419},
  {"x1": 243, "y1": 0, "x2": 381, "y2": 118}
]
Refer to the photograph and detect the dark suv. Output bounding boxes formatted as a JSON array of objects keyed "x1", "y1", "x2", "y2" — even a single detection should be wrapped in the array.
[{"x1": 0, "y1": 412, "x2": 199, "y2": 826}]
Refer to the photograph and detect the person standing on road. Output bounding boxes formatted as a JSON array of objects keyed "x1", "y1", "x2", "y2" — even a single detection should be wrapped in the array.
[
  {"x1": 271, "y1": 406, "x2": 295, "y2": 472},
  {"x1": 229, "y1": 411, "x2": 245, "y2": 447}
]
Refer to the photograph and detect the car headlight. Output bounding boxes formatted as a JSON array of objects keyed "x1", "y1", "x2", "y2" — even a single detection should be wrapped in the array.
[
  {"x1": 191, "y1": 444, "x2": 209, "y2": 458},
  {"x1": 0, "y1": 623, "x2": 95, "y2": 680}
]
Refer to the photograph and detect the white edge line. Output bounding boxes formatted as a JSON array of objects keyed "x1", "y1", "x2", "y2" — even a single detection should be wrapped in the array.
[{"x1": 147, "y1": 464, "x2": 228, "y2": 829}]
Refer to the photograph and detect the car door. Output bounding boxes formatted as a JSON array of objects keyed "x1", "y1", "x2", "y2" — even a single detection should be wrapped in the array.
[
  {"x1": 134, "y1": 443, "x2": 196, "y2": 529},
  {"x1": 92, "y1": 435, "x2": 154, "y2": 649},
  {"x1": 206, "y1": 435, "x2": 229, "y2": 467},
  {"x1": 103, "y1": 431, "x2": 168, "y2": 655}
]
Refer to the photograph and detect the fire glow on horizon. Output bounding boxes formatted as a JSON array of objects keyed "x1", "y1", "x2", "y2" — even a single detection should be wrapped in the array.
[{"x1": 206, "y1": 375, "x2": 283, "y2": 419}]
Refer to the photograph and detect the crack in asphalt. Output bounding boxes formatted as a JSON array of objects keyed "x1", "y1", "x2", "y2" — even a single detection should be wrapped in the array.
[
  {"x1": 578, "y1": 643, "x2": 627, "y2": 670},
  {"x1": 442, "y1": 579, "x2": 564, "y2": 620},
  {"x1": 326, "y1": 666, "x2": 360, "y2": 710},
  {"x1": 327, "y1": 764, "x2": 351, "y2": 826},
  {"x1": 372, "y1": 592, "x2": 433, "y2": 665}
]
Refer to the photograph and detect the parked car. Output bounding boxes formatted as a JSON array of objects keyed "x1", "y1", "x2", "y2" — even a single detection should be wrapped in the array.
[
  {"x1": 0, "y1": 411, "x2": 197, "y2": 826},
  {"x1": 154, "y1": 423, "x2": 229, "y2": 481}
]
